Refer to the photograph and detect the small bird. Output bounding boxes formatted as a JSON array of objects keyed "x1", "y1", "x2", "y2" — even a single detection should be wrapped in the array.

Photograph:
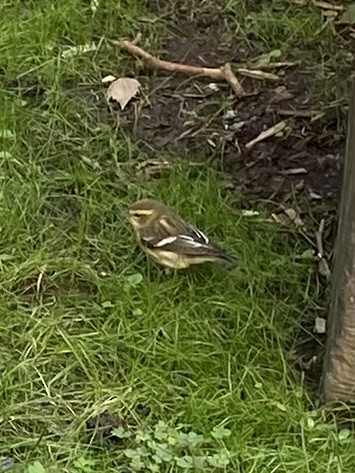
[{"x1": 127, "y1": 199, "x2": 235, "y2": 269}]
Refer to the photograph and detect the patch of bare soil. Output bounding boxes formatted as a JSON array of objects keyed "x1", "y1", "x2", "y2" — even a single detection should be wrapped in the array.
[{"x1": 115, "y1": 0, "x2": 352, "y2": 206}]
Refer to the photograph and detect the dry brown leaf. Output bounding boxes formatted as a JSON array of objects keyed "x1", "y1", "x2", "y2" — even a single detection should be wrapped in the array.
[
  {"x1": 309, "y1": 190, "x2": 322, "y2": 200},
  {"x1": 102, "y1": 74, "x2": 116, "y2": 83},
  {"x1": 236, "y1": 68, "x2": 279, "y2": 81},
  {"x1": 245, "y1": 121, "x2": 287, "y2": 149},
  {"x1": 241, "y1": 210, "x2": 260, "y2": 217},
  {"x1": 313, "y1": 1, "x2": 343, "y2": 11},
  {"x1": 270, "y1": 85, "x2": 294, "y2": 103},
  {"x1": 107, "y1": 77, "x2": 141, "y2": 110},
  {"x1": 280, "y1": 167, "x2": 308, "y2": 175},
  {"x1": 289, "y1": 0, "x2": 307, "y2": 4},
  {"x1": 284, "y1": 208, "x2": 304, "y2": 227},
  {"x1": 61, "y1": 42, "x2": 98, "y2": 58},
  {"x1": 314, "y1": 317, "x2": 327, "y2": 334}
]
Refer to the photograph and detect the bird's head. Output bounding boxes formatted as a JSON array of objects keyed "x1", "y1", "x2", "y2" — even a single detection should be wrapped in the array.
[{"x1": 127, "y1": 199, "x2": 165, "y2": 229}]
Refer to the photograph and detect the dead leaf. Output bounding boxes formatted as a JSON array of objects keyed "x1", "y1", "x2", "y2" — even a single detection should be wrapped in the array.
[
  {"x1": 230, "y1": 121, "x2": 246, "y2": 131},
  {"x1": 236, "y1": 68, "x2": 279, "y2": 81},
  {"x1": 207, "y1": 83, "x2": 220, "y2": 91},
  {"x1": 135, "y1": 159, "x2": 172, "y2": 176},
  {"x1": 61, "y1": 42, "x2": 98, "y2": 58},
  {"x1": 309, "y1": 190, "x2": 322, "y2": 200},
  {"x1": 241, "y1": 210, "x2": 260, "y2": 217},
  {"x1": 314, "y1": 317, "x2": 326, "y2": 334},
  {"x1": 207, "y1": 138, "x2": 216, "y2": 148},
  {"x1": 289, "y1": 0, "x2": 307, "y2": 5},
  {"x1": 313, "y1": 1, "x2": 344, "y2": 12},
  {"x1": 280, "y1": 167, "x2": 307, "y2": 175},
  {"x1": 223, "y1": 110, "x2": 238, "y2": 120},
  {"x1": 284, "y1": 208, "x2": 304, "y2": 227},
  {"x1": 245, "y1": 121, "x2": 287, "y2": 149},
  {"x1": 270, "y1": 86, "x2": 294, "y2": 103},
  {"x1": 106, "y1": 78, "x2": 141, "y2": 110},
  {"x1": 102, "y1": 75, "x2": 116, "y2": 83}
]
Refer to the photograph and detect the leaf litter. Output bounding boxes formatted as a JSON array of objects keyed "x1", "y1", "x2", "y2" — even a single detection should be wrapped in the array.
[
  {"x1": 61, "y1": 42, "x2": 99, "y2": 58},
  {"x1": 106, "y1": 78, "x2": 142, "y2": 110}
]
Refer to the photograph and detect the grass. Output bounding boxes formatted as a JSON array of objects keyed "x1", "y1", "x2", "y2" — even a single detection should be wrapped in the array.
[
  {"x1": 0, "y1": 0, "x2": 354, "y2": 472},
  {"x1": 224, "y1": 0, "x2": 350, "y2": 105}
]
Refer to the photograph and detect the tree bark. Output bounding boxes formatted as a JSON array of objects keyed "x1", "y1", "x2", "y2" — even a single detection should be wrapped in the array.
[{"x1": 322, "y1": 77, "x2": 355, "y2": 402}]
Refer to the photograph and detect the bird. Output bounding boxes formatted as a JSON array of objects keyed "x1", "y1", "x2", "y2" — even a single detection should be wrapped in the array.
[{"x1": 127, "y1": 198, "x2": 236, "y2": 269}]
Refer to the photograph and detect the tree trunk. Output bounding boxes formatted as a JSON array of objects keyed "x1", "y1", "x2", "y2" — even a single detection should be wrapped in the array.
[{"x1": 322, "y1": 77, "x2": 355, "y2": 402}]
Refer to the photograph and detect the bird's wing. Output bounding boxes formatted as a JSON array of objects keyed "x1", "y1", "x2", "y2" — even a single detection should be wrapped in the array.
[
  {"x1": 141, "y1": 229, "x2": 230, "y2": 259},
  {"x1": 140, "y1": 213, "x2": 234, "y2": 262},
  {"x1": 141, "y1": 233, "x2": 215, "y2": 255}
]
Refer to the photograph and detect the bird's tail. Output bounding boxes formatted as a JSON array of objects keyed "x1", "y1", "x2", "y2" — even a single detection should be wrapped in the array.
[
  {"x1": 205, "y1": 245, "x2": 237, "y2": 266},
  {"x1": 214, "y1": 251, "x2": 237, "y2": 266}
]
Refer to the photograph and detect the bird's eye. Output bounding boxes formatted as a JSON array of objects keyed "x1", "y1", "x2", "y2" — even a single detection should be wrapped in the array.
[{"x1": 131, "y1": 212, "x2": 143, "y2": 218}]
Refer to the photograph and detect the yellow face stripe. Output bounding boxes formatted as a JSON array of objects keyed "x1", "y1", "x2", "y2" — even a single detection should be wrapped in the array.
[{"x1": 129, "y1": 209, "x2": 154, "y2": 216}]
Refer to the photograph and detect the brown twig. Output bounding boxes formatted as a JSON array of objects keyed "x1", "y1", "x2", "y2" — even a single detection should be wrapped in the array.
[
  {"x1": 316, "y1": 218, "x2": 326, "y2": 259},
  {"x1": 112, "y1": 38, "x2": 247, "y2": 98},
  {"x1": 315, "y1": 218, "x2": 331, "y2": 279},
  {"x1": 220, "y1": 63, "x2": 246, "y2": 98},
  {"x1": 253, "y1": 61, "x2": 299, "y2": 69},
  {"x1": 235, "y1": 68, "x2": 279, "y2": 81}
]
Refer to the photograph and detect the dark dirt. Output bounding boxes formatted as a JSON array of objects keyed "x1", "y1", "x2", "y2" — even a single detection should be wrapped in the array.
[
  {"x1": 113, "y1": 0, "x2": 353, "y2": 207},
  {"x1": 85, "y1": 404, "x2": 151, "y2": 447},
  {"x1": 85, "y1": 411, "x2": 128, "y2": 447},
  {"x1": 132, "y1": 76, "x2": 345, "y2": 202}
]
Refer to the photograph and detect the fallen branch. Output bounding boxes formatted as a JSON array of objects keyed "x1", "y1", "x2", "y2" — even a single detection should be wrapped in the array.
[
  {"x1": 112, "y1": 38, "x2": 246, "y2": 98},
  {"x1": 313, "y1": 1, "x2": 343, "y2": 11}
]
